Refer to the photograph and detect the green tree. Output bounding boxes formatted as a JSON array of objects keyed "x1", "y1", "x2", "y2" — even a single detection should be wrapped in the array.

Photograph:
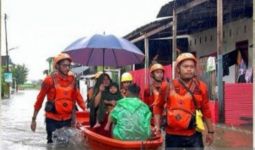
[
  {"x1": 12, "y1": 64, "x2": 29, "y2": 88},
  {"x1": 1, "y1": 67, "x2": 6, "y2": 98}
]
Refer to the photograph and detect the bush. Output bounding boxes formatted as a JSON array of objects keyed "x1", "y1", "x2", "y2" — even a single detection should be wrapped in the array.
[{"x1": 19, "y1": 83, "x2": 40, "y2": 90}]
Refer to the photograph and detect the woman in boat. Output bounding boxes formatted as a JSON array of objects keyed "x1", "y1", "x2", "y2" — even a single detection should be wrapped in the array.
[
  {"x1": 86, "y1": 71, "x2": 103, "y2": 108},
  {"x1": 88, "y1": 73, "x2": 112, "y2": 137},
  {"x1": 93, "y1": 82, "x2": 122, "y2": 128}
]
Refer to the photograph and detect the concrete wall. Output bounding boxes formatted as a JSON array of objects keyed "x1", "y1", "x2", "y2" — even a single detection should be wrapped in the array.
[{"x1": 188, "y1": 18, "x2": 253, "y2": 83}]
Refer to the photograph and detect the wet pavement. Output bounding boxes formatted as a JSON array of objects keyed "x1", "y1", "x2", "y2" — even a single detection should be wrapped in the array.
[{"x1": 0, "y1": 90, "x2": 253, "y2": 150}]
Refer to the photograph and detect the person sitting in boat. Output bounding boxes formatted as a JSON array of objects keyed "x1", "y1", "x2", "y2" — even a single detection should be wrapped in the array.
[
  {"x1": 87, "y1": 71, "x2": 103, "y2": 108},
  {"x1": 88, "y1": 73, "x2": 112, "y2": 137},
  {"x1": 104, "y1": 83, "x2": 151, "y2": 141},
  {"x1": 120, "y1": 72, "x2": 133, "y2": 97},
  {"x1": 93, "y1": 82, "x2": 122, "y2": 128}
]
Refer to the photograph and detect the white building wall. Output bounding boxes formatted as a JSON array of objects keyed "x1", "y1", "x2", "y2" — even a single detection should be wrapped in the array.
[{"x1": 188, "y1": 18, "x2": 253, "y2": 83}]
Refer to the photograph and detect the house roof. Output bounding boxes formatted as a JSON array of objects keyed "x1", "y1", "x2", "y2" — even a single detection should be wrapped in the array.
[
  {"x1": 157, "y1": 0, "x2": 252, "y2": 34},
  {"x1": 124, "y1": 17, "x2": 172, "y2": 41},
  {"x1": 125, "y1": 0, "x2": 252, "y2": 41}
]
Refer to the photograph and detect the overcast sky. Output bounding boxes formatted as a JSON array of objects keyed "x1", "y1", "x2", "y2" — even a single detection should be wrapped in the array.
[{"x1": 2, "y1": 0, "x2": 170, "y2": 81}]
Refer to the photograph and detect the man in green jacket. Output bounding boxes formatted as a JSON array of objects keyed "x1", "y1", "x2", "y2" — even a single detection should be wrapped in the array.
[{"x1": 104, "y1": 83, "x2": 151, "y2": 140}]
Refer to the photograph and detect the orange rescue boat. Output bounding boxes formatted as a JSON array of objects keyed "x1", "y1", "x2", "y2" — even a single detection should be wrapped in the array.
[{"x1": 76, "y1": 111, "x2": 163, "y2": 150}]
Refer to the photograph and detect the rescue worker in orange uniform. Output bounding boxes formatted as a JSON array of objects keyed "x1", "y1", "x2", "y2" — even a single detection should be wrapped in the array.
[
  {"x1": 153, "y1": 53, "x2": 214, "y2": 149},
  {"x1": 30, "y1": 53, "x2": 86, "y2": 143},
  {"x1": 143, "y1": 63, "x2": 168, "y2": 110},
  {"x1": 143, "y1": 63, "x2": 168, "y2": 126},
  {"x1": 120, "y1": 72, "x2": 133, "y2": 97}
]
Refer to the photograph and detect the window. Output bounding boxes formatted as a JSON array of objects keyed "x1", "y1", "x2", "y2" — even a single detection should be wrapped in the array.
[
  {"x1": 229, "y1": 29, "x2": 232, "y2": 37},
  {"x1": 199, "y1": 37, "x2": 202, "y2": 44},
  {"x1": 205, "y1": 36, "x2": 207, "y2": 43},
  {"x1": 210, "y1": 35, "x2": 213, "y2": 41},
  {"x1": 194, "y1": 39, "x2": 196, "y2": 45},
  {"x1": 244, "y1": 25, "x2": 247, "y2": 33}
]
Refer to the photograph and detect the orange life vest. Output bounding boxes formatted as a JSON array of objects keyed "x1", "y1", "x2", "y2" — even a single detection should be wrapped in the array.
[
  {"x1": 144, "y1": 81, "x2": 168, "y2": 107},
  {"x1": 53, "y1": 76, "x2": 75, "y2": 115},
  {"x1": 153, "y1": 78, "x2": 208, "y2": 136},
  {"x1": 166, "y1": 90, "x2": 195, "y2": 130}
]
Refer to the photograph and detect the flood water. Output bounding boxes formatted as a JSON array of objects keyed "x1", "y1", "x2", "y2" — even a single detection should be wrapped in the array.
[
  {"x1": 0, "y1": 90, "x2": 88, "y2": 150},
  {"x1": 0, "y1": 90, "x2": 252, "y2": 150}
]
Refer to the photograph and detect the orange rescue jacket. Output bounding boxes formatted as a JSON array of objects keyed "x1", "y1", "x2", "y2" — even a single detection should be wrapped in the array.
[
  {"x1": 143, "y1": 81, "x2": 168, "y2": 108},
  {"x1": 153, "y1": 78, "x2": 212, "y2": 136},
  {"x1": 34, "y1": 72, "x2": 86, "y2": 121}
]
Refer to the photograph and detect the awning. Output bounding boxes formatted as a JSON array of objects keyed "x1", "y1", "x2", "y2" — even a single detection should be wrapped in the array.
[{"x1": 71, "y1": 66, "x2": 89, "y2": 75}]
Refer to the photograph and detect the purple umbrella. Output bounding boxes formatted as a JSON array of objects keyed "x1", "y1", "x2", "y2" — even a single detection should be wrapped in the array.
[{"x1": 63, "y1": 34, "x2": 144, "y2": 67}]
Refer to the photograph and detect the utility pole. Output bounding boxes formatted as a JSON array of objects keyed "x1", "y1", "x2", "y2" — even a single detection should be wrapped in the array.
[
  {"x1": 4, "y1": 14, "x2": 9, "y2": 72},
  {"x1": 172, "y1": 0, "x2": 177, "y2": 79},
  {"x1": 217, "y1": 0, "x2": 224, "y2": 123},
  {"x1": 4, "y1": 13, "x2": 10, "y2": 98},
  {"x1": 144, "y1": 35, "x2": 149, "y2": 87}
]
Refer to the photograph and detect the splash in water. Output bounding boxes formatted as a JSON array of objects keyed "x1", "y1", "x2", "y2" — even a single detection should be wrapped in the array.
[{"x1": 51, "y1": 127, "x2": 85, "y2": 149}]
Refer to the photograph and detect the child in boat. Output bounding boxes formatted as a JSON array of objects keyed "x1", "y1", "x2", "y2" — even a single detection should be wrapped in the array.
[
  {"x1": 93, "y1": 82, "x2": 122, "y2": 128},
  {"x1": 104, "y1": 83, "x2": 151, "y2": 140}
]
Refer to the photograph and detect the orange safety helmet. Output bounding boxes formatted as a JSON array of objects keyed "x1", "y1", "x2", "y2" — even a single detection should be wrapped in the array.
[
  {"x1": 150, "y1": 63, "x2": 164, "y2": 73},
  {"x1": 175, "y1": 53, "x2": 197, "y2": 67},
  {"x1": 53, "y1": 53, "x2": 72, "y2": 68}
]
